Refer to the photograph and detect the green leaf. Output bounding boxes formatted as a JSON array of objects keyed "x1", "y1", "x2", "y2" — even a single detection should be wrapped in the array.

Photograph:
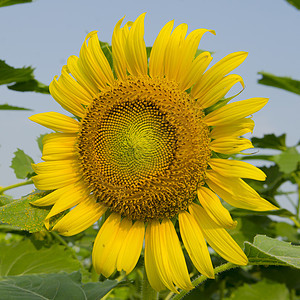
[
  {"x1": 244, "y1": 235, "x2": 300, "y2": 268},
  {"x1": 8, "y1": 79, "x2": 49, "y2": 94},
  {"x1": 10, "y1": 148, "x2": 34, "y2": 179},
  {"x1": 0, "y1": 191, "x2": 51, "y2": 233},
  {"x1": 0, "y1": 240, "x2": 82, "y2": 276},
  {"x1": 286, "y1": 0, "x2": 300, "y2": 10},
  {"x1": 83, "y1": 280, "x2": 121, "y2": 300},
  {"x1": 272, "y1": 147, "x2": 300, "y2": 174},
  {"x1": 251, "y1": 134, "x2": 286, "y2": 151},
  {"x1": 0, "y1": 60, "x2": 34, "y2": 85},
  {"x1": 225, "y1": 279, "x2": 289, "y2": 300},
  {"x1": 0, "y1": 60, "x2": 49, "y2": 94},
  {"x1": 0, "y1": 272, "x2": 119, "y2": 300},
  {"x1": 0, "y1": 0, "x2": 32, "y2": 7},
  {"x1": 258, "y1": 72, "x2": 300, "y2": 95},
  {"x1": 0, "y1": 195, "x2": 13, "y2": 206},
  {"x1": 0, "y1": 104, "x2": 31, "y2": 110}
]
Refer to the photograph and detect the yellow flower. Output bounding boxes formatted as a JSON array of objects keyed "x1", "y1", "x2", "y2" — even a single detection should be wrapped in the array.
[{"x1": 29, "y1": 13, "x2": 277, "y2": 293}]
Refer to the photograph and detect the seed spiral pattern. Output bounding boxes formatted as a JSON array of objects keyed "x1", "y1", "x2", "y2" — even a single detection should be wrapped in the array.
[{"x1": 77, "y1": 77, "x2": 211, "y2": 220}]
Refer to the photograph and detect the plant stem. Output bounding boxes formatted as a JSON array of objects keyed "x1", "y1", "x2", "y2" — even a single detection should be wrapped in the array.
[
  {"x1": 51, "y1": 231, "x2": 78, "y2": 260},
  {"x1": 51, "y1": 231, "x2": 69, "y2": 248},
  {"x1": 290, "y1": 217, "x2": 300, "y2": 228},
  {"x1": 142, "y1": 266, "x2": 159, "y2": 300},
  {"x1": 296, "y1": 179, "x2": 300, "y2": 220},
  {"x1": 0, "y1": 179, "x2": 33, "y2": 194},
  {"x1": 171, "y1": 262, "x2": 237, "y2": 300}
]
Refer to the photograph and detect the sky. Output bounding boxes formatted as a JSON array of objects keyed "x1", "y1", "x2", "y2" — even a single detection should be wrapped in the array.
[{"x1": 0, "y1": 0, "x2": 300, "y2": 200}]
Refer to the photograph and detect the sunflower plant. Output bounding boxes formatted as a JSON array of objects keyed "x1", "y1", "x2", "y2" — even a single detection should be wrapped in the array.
[{"x1": 1, "y1": 9, "x2": 300, "y2": 300}]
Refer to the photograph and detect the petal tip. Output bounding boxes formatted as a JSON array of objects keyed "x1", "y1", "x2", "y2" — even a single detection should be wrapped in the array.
[{"x1": 209, "y1": 29, "x2": 216, "y2": 36}]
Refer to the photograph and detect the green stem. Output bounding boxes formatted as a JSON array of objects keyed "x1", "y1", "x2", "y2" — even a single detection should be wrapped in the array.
[
  {"x1": 0, "y1": 179, "x2": 33, "y2": 194},
  {"x1": 291, "y1": 173, "x2": 300, "y2": 221},
  {"x1": 171, "y1": 262, "x2": 237, "y2": 300},
  {"x1": 296, "y1": 180, "x2": 300, "y2": 220},
  {"x1": 51, "y1": 231, "x2": 78, "y2": 260},
  {"x1": 290, "y1": 217, "x2": 300, "y2": 229},
  {"x1": 51, "y1": 231, "x2": 69, "y2": 248},
  {"x1": 142, "y1": 266, "x2": 159, "y2": 300}
]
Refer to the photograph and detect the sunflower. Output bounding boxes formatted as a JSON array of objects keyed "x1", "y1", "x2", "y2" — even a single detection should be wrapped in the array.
[{"x1": 29, "y1": 13, "x2": 277, "y2": 293}]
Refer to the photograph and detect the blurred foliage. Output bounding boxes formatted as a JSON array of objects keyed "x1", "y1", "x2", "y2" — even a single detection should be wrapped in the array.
[
  {"x1": 0, "y1": 60, "x2": 49, "y2": 110},
  {"x1": 258, "y1": 72, "x2": 300, "y2": 95},
  {"x1": 0, "y1": 104, "x2": 31, "y2": 110},
  {"x1": 0, "y1": 0, "x2": 32, "y2": 8},
  {"x1": 10, "y1": 148, "x2": 35, "y2": 179},
  {"x1": 0, "y1": 60, "x2": 49, "y2": 94},
  {"x1": 286, "y1": 0, "x2": 300, "y2": 9}
]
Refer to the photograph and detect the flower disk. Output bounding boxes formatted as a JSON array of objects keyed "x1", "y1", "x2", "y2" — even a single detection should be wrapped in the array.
[{"x1": 78, "y1": 77, "x2": 211, "y2": 220}]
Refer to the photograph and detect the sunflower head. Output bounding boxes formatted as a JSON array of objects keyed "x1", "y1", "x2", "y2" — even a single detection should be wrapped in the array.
[{"x1": 29, "y1": 13, "x2": 277, "y2": 293}]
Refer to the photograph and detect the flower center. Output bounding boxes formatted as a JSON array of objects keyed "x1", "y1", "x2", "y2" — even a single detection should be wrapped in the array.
[
  {"x1": 93, "y1": 99, "x2": 177, "y2": 187},
  {"x1": 77, "y1": 77, "x2": 211, "y2": 220}
]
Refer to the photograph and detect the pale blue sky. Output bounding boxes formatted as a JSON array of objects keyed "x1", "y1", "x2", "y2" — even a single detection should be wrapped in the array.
[{"x1": 1, "y1": 0, "x2": 300, "y2": 199}]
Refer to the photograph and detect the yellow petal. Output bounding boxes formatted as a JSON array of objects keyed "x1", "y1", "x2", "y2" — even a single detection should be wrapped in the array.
[
  {"x1": 31, "y1": 182, "x2": 80, "y2": 206},
  {"x1": 29, "y1": 112, "x2": 80, "y2": 133},
  {"x1": 79, "y1": 31, "x2": 114, "y2": 90},
  {"x1": 164, "y1": 23, "x2": 188, "y2": 81},
  {"x1": 125, "y1": 13, "x2": 147, "y2": 76},
  {"x1": 145, "y1": 223, "x2": 167, "y2": 292},
  {"x1": 53, "y1": 198, "x2": 106, "y2": 236},
  {"x1": 180, "y1": 51, "x2": 213, "y2": 92},
  {"x1": 206, "y1": 170, "x2": 278, "y2": 211},
  {"x1": 148, "y1": 220, "x2": 177, "y2": 293},
  {"x1": 149, "y1": 20, "x2": 174, "y2": 78},
  {"x1": 112, "y1": 17, "x2": 130, "y2": 80},
  {"x1": 42, "y1": 145, "x2": 76, "y2": 161},
  {"x1": 178, "y1": 29, "x2": 215, "y2": 90},
  {"x1": 192, "y1": 52, "x2": 248, "y2": 99},
  {"x1": 204, "y1": 98, "x2": 268, "y2": 126},
  {"x1": 162, "y1": 25, "x2": 214, "y2": 87},
  {"x1": 50, "y1": 77, "x2": 85, "y2": 118},
  {"x1": 117, "y1": 220, "x2": 145, "y2": 274},
  {"x1": 210, "y1": 118, "x2": 255, "y2": 139},
  {"x1": 32, "y1": 160, "x2": 76, "y2": 174},
  {"x1": 42, "y1": 132, "x2": 77, "y2": 144},
  {"x1": 93, "y1": 213, "x2": 123, "y2": 277},
  {"x1": 197, "y1": 74, "x2": 244, "y2": 109},
  {"x1": 31, "y1": 188, "x2": 66, "y2": 207},
  {"x1": 32, "y1": 171, "x2": 79, "y2": 190},
  {"x1": 162, "y1": 219, "x2": 193, "y2": 291},
  {"x1": 210, "y1": 137, "x2": 254, "y2": 154},
  {"x1": 190, "y1": 204, "x2": 248, "y2": 265},
  {"x1": 49, "y1": 64, "x2": 91, "y2": 117},
  {"x1": 67, "y1": 55, "x2": 99, "y2": 97},
  {"x1": 197, "y1": 186, "x2": 237, "y2": 229},
  {"x1": 44, "y1": 183, "x2": 88, "y2": 229},
  {"x1": 209, "y1": 158, "x2": 266, "y2": 181},
  {"x1": 179, "y1": 211, "x2": 214, "y2": 278},
  {"x1": 59, "y1": 65, "x2": 91, "y2": 105},
  {"x1": 41, "y1": 133, "x2": 77, "y2": 161}
]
